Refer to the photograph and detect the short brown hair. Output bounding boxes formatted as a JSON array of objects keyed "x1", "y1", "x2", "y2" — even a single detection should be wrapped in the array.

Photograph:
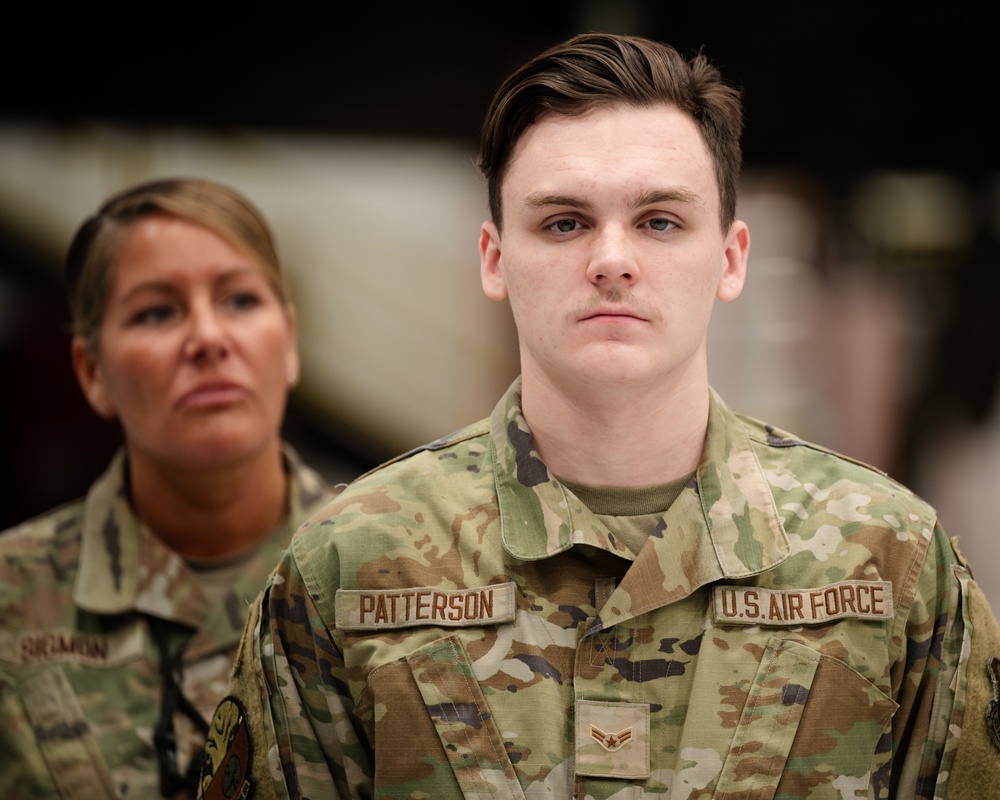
[
  {"x1": 478, "y1": 33, "x2": 744, "y2": 231},
  {"x1": 66, "y1": 177, "x2": 286, "y2": 353}
]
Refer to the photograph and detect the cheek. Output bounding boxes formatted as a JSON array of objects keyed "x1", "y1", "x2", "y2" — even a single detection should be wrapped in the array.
[
  {"x1": 100, "y1": 348, "x2": 162, "y2": 407},
  {"x1": 502, "y1": 258, "x2": 553, "y2": 315},
  {"x1": 249, "y1": 326, "x2": 295, "y2": 392},
  {"x1": 679, "y1": 255, "x2": 726, "y2": 302},
  {"x1": 506, "y1": 284, "x2": 549, "y2": 338}
]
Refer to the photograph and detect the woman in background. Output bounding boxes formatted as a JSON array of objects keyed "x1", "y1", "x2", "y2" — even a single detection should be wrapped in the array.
[{"x1": 0, "y1": 178, "x2": 336, "y2": 799}]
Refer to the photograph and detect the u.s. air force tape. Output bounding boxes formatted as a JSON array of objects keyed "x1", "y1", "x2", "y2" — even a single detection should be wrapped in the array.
[
  {"x1": 712, "y1": 580, "x2": 893, "y2": 626},
  {"x1": 335, "y1": 583, "x2": 517, "y2": 631}
]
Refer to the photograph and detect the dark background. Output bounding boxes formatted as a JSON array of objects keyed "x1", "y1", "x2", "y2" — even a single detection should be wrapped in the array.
[
  {"x1": 4, "y1": 5, "x2": 993, "y2": 174},
  {"x1": 1, "y1": 3, "x2": 996, "y2": 528}
]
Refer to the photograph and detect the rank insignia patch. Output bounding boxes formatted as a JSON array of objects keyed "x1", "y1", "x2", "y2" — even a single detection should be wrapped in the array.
[
  {"x1": 988, "y1": 657, "x2": 1000, "y2": 753},
  {"x1": 575, "y1": 700, "x2": 649, "y2": 779},
  {"x1": 591, "y1": 724, "x2": 633, "y2": 752},
  {"x1": 199, "y1": 696, "x2": 255, "y2": 800}
]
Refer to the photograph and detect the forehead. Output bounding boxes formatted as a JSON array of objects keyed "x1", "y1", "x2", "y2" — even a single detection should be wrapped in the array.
[
  {"x1": 109, "y1": 215, "x2": 261, "y2": 285},
  {"x1": 503, "y1": 104, "x2": 719, "y2": 214}
]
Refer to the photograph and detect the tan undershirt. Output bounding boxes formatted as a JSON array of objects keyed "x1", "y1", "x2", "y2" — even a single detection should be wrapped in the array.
[
  {"x1": 184, "y1": 536, "x2": 268, "y2": 609},
  {"x1": 558, "y1": 474, "x2": 694, "y2": 557}
]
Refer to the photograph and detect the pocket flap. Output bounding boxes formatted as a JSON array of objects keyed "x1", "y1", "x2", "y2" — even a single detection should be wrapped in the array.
[
  {"x1": 407, "y1": 635, "x2": 526, "y2": 799},
  {"x1": 716, "y1": 635, "x2": 896, "y2": 798},
  {"x1": 20, "y1": 667, "x2": 118, "y2": 799}
]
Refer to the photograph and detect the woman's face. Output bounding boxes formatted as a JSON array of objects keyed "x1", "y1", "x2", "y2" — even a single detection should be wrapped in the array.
[{"x1": 72, "y1": 214, "x2": 298, "y2": 472}]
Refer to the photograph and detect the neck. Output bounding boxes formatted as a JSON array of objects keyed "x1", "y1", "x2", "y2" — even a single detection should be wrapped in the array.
[
  {"x1": 126, "y1": 440, "x2": 288, "y2": 560},
  {"x1": 520, "y1": 365, "x2": 710, "y2": 488}
]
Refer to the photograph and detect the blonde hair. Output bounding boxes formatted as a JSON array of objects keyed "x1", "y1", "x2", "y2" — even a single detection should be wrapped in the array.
[{"x1": 66, "y1": 177, "x2": 287, "y2": 353}]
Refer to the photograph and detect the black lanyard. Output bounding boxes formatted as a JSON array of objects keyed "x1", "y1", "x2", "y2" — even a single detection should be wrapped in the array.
[{"x1": 147, "y1": 616, "x2": 211, "y2": 797}]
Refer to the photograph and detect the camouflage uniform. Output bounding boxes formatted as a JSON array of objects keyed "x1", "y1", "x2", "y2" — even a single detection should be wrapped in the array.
[
  {"x1": 202, "y1": 380, "x2": 1000, "y2": 799},
  {"x1": 0, "y1": 445, "x2": 334, "y2": 800}
]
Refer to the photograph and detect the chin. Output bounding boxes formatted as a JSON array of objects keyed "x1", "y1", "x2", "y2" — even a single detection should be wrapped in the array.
[
  {"x1": 576, "y1": 356, "x2": 659, "y2": 385},
  {"x1": 168, "y1": 431, "x2": 278, "y2": 471}
]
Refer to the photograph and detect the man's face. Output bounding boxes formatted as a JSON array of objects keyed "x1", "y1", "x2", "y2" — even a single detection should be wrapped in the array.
[{"x1": 479, "y1": 104, "x2": 748, "y2": 396}]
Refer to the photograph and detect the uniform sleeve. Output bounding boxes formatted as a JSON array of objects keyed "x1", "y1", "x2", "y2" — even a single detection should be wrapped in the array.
[
  {"x1": 197, "y1": 550, "x2": 373, "y2": 800},
  {"x1": 946, "y1": 576, "x2": 1000, "y2": 796},
  {"x1": 891, "y1": 524, "x2": 1000, "y2": 798}
]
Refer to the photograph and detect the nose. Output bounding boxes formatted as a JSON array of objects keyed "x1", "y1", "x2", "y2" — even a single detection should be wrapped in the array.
[
  {"x1": 586, "y1": 225, "x2": 640, "y2": 286},
  {"x1": 183, "y1": 302, "x2": 230, "y2": 363}
]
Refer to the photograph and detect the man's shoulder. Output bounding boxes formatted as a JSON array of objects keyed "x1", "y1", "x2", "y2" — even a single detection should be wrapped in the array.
[
  {"x1": 282, "y1": 418, "x2": 496, "y2": 623},
  {"x1": 740, "y1": 410, "x2": 917, "y2": 484},
  {"x1": 325, "y1": 418, "x2": 491, "y2": 500},
  {"x1": 362, "y1": 417, "x2": 492, "y2": 476},
  {"x1": 730, "y1": 409, "x2": 937, "y2": 534},
  {"x1": 293, "y1": 418, "x2": 494, "y2": 544}
]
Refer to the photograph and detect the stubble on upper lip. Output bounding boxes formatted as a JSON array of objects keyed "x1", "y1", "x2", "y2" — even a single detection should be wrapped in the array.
[{"x1": 571, "y1": 290, "x2": 656, "y2": 324}]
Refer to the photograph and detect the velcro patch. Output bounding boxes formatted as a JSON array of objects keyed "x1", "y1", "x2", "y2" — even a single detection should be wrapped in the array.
[
  {"x1": 335, "y1": 583, "x2": 517, "y2": 631},
  {"x1": 0, "y1": 625, "x2": 144, "y2": 666},
  {"x1": 987, "y1": 657, "x2": 1000, "y2": 753},
  {"x1": 575, "y1": 700, "x2": 649, "y2": 779},
  {"x1": 713, "y1": 581, "x2": 893, "y2": 626},
  {"x1": 199, "y1": 696, "x2": 255, "y2": 800}
]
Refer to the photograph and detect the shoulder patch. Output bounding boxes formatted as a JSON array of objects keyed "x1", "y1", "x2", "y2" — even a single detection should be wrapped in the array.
[
  {"x1": 987, "y1": 657, "x2": 1000, "y2": 753},
  {"x1": 713, "y1": 581, "x2": 893, "y2": 626},
  {"x1": 335, "y1": 583, "x2": 517, "y2": 631},
  {"x1": 199, "y1": 696, "x2": 255, "y2": 800}
]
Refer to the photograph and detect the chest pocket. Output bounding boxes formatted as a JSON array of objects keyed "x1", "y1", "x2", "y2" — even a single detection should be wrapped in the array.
[
  {"x1": 716, "y1": 636, "x2": 897, "y2": 799},
  {"x1": 18, "y1": 666, "x2": 118, "y2": 800},
  {"x1": 364, "y1": 633, "x2": 526, "y2": 799}
]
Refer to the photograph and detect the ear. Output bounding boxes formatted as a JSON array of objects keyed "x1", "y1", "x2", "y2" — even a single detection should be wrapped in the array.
[
  {"x1": 479, "y1": 221, "x2": 508, "y2": 302},
  {"x1": 71, "y1": 335, "x2": 117, "y2": 419},
  {"x1": 282, "y1": 304, "x2": 301, "y2": 388},
  {"x1": 716, "y1": 220, "x2": 749, "y2": 303}
]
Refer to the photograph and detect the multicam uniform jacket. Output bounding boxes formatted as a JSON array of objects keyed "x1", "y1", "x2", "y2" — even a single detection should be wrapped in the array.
[
  {"x1": 0, "y1": 445, "x2": 333, "y2": 800},
  {"x1": 201, "y1": 380, "x2": 1000, "y2": 799}
]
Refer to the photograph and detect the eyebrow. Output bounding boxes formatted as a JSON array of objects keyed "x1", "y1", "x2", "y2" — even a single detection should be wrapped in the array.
[
  {"x1": 116, "y1": 266, "x2": 261, "y2": 304},
  {"x1": 118, "y1": 281, "x2": 179, "y2": 304},
  {"x1": 522, "y1": 186, "x2": 705, "y2": 212},
  {"x1": 631, "y1": 187, "x2": 704, "y2": 209}
]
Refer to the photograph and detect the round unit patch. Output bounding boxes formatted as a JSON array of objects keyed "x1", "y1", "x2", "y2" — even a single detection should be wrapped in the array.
[{"x1": 199, "y1": 696, "x2": 256, "y2": 799}]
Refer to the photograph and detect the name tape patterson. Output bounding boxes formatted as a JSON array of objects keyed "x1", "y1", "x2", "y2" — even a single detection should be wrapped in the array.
[
  {"x1": 335, "y1": 583, "x2": 517, "y2": 631},
  {"x1": 713, "y1": 580, "x2": 893, "y2": 626}
]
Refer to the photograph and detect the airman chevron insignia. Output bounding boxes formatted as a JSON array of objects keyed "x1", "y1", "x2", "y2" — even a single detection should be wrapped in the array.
[{"x1": 590, "y1": 725, "x2": 633, "y2": 752}]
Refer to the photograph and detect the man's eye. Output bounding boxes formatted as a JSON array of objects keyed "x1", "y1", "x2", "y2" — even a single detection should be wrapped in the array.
[
  {"x1": 646, "y1": 217, "x2": 675, "y2": 232},
  {"x1": 551, "y1": 219, "x2": 578, "y2": 233}
]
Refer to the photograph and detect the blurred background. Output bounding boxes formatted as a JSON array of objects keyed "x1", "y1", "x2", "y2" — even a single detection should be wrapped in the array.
[{"x1": 2, "y1": 3, "x2": 998, "y2": 610}]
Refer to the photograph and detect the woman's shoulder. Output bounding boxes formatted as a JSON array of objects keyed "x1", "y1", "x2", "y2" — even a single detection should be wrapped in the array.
[
  {"x1": 0, "y1": 499, "x2": 85, "y2": 629},
  {"x1": 0, "y1": 498, "x2": 86, "y2": 556}
]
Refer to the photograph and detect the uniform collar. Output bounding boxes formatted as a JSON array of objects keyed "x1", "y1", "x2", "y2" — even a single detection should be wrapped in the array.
[
  {"x1": 75, "y1": 446, "x2": 326, "y2": 638},
  {"x1": 491, "y1": 379, "x2": 790, "y2": 590}
]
